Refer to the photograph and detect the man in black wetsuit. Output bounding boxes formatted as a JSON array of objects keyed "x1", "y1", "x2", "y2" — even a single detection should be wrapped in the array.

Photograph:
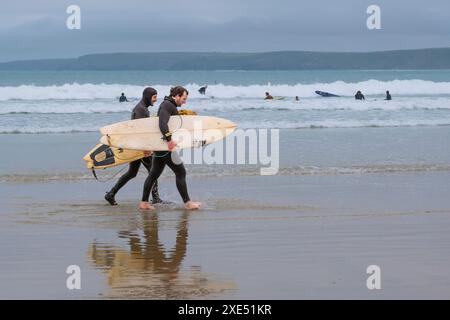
[
  {"x1": 139, "y1": 86, "x2": 201, "y2": 211},
  {"x1": 119, "y1": 93, "x2": 128, "y2": 102},
  {"x1": 198, "y1": 85, "x2": 207, "y2": 95},
  {"x1": 105, "y1": 87, "x2": 163, "y2": 205},
  {"x1": 355, "y1": 90, "x2": 365, "y2": 100},
  {"x1": 385, "y1": 90, "x2": 392, "y2": 100}
]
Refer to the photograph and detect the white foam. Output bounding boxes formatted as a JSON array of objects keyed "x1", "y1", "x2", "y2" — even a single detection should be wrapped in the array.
[
  {"x1": 0, "y1": 79, "x2": 450, "y2": 101},
  {"x1": 1, "y1": 80, "x2": 450, "y2": 133},
  {"x1": 237, "y1": 119, "x2": 450, "y2": 129},
  {"x1": 1, "y1": 96, "x2": 450, "y2": 114},
  {"x1": 1, "y1": 118, "x2": 450, "y2": 134}
]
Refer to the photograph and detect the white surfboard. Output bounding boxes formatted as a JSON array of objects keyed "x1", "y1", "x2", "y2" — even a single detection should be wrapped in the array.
[{"x1": 99, "y1": 115, "x2": 237, "y2": 151}]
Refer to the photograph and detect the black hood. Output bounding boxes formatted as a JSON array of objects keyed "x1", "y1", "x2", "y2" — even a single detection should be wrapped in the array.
[
  {"x1": 164, "y1": 96, "x2": 178, "y2": 106},
  {"x1": 141, "y1": 87, "x2": 157, "y2": 107}
]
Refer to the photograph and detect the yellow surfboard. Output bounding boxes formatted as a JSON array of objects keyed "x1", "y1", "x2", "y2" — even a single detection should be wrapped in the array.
[{"x1": 83, "y1": 144, "x2": 145, "y2": 170}]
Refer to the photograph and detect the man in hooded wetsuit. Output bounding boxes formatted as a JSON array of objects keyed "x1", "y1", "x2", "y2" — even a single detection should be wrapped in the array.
[
  {"x1": 139, "y1": 86, "x2": 201, "y2": 211},
  {"x1": 105, "y1": 87, "x2": 163, "y2": 205},
  {"x1": 355, "y1": 90, "x2": 365, "y2": 100}
]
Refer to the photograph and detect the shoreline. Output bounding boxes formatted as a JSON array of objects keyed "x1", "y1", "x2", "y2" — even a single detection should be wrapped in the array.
[{"x1": 2, "y1": 123, "x2": 450, "y2": 135}]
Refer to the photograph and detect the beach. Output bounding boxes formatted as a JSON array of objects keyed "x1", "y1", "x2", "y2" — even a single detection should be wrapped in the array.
[{"x1": 1, "y1": 124, "x2": 450, "y2": 299}]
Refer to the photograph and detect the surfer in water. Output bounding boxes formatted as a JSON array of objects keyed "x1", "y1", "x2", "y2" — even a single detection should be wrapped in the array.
[
  {"x1": 265, "y1": 92, "x2": 274, "y2": 100},
  {"x1": 119, "y1": 92, "x2": 128, "y2": 102},
  {"x1": 385, "y1": 90, "x2": 392, "y2": 100},
  {"x1": 355, "y1": 91, "x2": 365, "y2": 100},
  {"x1": 140, "y1": 86, "x2": 201, "y2": 211},
  {"x1": 198, "y1": 85, "x2": 208, "y2": 95},
  {"x1": 105, "y1": 87, "x2": 163, "y2": 206}
]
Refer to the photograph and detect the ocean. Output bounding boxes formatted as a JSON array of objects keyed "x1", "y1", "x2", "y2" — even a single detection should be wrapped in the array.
[
  {"x1": 1, "y1": 70, "x2": 450, "y2": 134},
  {"x1": 1, "y1": 69, "x2": 450, "y2": 180}
]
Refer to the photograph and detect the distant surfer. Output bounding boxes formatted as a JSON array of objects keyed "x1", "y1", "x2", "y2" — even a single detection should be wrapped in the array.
[
  {"x1": 355, "y1": 91, "x2": 365, "y2": 100},
  {"x1": 105, "y1": 87, "x2": 163, "y2": 206},
  {"x1": 295, "y1": 96, "x2": 300, "y2": 102},
  {"x1": 385, "y1": 90, "x2": 392, "y2": 100},
  {"x1": 119, "y1": 92, "x2": 128, "y2": 102},
  {"x1": 265, "y1": 92, "x2": 274, "y2": 100},
  {"x1": 198, "y1": 85, "x2": 208, "y2": 95},
  {"x1": 140, "y1": 86, "x2": 201, "y2": 211}
]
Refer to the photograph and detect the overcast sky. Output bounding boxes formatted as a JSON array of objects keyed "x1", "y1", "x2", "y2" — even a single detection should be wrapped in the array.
[{"x1": 0, "y1": 0, "x2": 449, "y2": 62}]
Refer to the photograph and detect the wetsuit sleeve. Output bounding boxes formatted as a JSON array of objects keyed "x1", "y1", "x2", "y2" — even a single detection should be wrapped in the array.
[{"x1": 159, "y1": 104, "x2": 172, "y2": 141}]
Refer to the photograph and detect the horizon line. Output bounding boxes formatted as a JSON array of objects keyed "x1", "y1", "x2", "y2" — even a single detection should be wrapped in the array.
[{"x1": 1, "y1": 47, "x2": 449, "y2": 64}]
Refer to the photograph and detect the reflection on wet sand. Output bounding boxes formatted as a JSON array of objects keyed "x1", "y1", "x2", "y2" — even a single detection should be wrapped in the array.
[{"x1": 88, "y1": 211, "x2": 235, "y2": 299}]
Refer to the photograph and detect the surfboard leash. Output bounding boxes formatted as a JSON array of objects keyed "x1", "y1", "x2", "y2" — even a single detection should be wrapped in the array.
[{"x1": 91, "y1": 165, "x2": 129, "y2": 183}]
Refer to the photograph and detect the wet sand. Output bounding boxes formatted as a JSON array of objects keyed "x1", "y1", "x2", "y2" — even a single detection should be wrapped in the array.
[{"x1": 1, "y1": 172, "x2": 450, "y2": 299}]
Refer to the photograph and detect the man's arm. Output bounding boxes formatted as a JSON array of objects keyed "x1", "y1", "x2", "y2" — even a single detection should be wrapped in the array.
[{"x1": 159, "y1": 103, "x2": 172, "y2": 141}]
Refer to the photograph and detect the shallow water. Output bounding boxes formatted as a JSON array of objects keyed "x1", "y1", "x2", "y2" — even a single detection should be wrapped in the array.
[
  {"x1": 1, "y1": 173, "x2": 450, "y2": 299},
  {"x1": 1, "y1": 127, "x2": 450, "y2": 181}
]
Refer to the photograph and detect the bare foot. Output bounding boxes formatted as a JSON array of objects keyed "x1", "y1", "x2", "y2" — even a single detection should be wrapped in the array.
[
  {"x1": 138, "y1": 201, "x2": 155, "y2": 211},
  {"x1": 185, "y1": 201, "x2": 201, "y2": 210}
]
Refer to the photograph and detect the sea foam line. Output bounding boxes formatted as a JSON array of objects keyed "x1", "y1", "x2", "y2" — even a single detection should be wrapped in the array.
[{"x1": 1, "y1": 79, "x2": 450, "y2": 101}]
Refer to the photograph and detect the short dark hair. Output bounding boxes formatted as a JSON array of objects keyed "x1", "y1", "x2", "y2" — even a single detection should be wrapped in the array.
[{"x1": 170, "y1": 86, "x2": 189, "y2": 97}]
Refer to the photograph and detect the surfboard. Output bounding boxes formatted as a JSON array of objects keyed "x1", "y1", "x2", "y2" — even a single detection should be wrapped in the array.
[
  {"x1": 99, "y1": 115, "x2": 237, "y2": 151},
  {"x1": 315, "y1": 90, "x2": 340, "y2": 97},
  {"x1": 83, "y1": 144, "x2": 145, "y2": 170}
]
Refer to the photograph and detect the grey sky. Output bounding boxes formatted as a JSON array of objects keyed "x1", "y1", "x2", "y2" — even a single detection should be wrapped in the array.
[{"x1": 0, "y1": 0, "x2": 449, "y2": 62}]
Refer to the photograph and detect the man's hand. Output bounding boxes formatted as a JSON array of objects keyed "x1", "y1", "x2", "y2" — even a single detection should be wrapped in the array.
[
  {"x1": 168, "y1": 140, "x2": 177, "y2": 151},
  {"x1": 144, "y1": 151, "x2": 153, "y2": 157}
]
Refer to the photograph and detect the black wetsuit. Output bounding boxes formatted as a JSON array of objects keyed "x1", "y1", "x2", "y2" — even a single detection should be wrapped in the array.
[
  {"x1": 355, "y1": 92, "x2": 365, "y2": 100},
  {"x1": 142, "y1": 96, "x2": 191, "y2": 203},
  {"x1": 198, "y1": 86, "x2": 207, "y2": 95},
  {"x1": 385, "y1": 92, "x2": 392, "y2": 100},
  {"x1": 119, "y1": 95, "x2": 128, "y2": 102},
  {"x1": 108, "y1": 88, "x2": 160, "y2": 202}
]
